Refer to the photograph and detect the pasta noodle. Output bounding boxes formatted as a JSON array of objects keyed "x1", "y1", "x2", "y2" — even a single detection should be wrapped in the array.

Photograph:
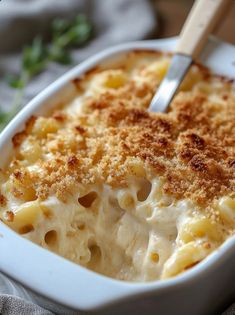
[{"x1": 0, "y1": 51, "x2": 234, "y2": 282}]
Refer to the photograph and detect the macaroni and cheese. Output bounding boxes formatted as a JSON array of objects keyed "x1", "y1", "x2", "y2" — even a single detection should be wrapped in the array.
[{"x1": 0, "y1": 51, "x2": 234, "y2": 281}]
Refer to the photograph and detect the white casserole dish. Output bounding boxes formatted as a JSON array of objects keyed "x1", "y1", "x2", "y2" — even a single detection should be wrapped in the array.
[{"x1": 0, "y1": 36, "x2": 235, "y2": 315}]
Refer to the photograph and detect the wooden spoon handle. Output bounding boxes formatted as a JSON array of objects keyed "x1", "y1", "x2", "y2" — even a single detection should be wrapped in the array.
[{"x1": 176, "y1": 0, "x2": 230, "y2": 59}]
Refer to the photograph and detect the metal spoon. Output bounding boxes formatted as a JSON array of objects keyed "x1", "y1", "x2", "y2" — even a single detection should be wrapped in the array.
[{"x1": 149, "y1": 0, "x2": 230, "y2": 113}]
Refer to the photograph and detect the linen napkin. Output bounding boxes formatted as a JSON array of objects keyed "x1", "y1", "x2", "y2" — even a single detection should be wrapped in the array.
[
  {"x1": 0, "y1": 295, "x2": 52, "y2": 315},
  {"x1": 0, "y1": 0, "x2": 157, "y2": 314}
]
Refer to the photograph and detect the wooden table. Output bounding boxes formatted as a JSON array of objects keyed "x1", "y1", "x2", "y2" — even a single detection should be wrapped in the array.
[{"x1": 153, "y1": 0, "x2": 235, "y2": 45}]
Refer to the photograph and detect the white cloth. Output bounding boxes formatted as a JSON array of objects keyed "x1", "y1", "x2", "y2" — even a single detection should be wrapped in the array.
[
  {"x1": 0, "y1": 0, "x2": 157, "y2": 314},
  {"x1": 0, "y1": 295, "x2": 52, "y2": 315}
]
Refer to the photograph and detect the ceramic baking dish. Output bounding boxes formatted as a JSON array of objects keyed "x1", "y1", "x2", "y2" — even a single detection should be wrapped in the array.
[{"x1": 0, "y1": 37, "x2": 235, "y2": 315}]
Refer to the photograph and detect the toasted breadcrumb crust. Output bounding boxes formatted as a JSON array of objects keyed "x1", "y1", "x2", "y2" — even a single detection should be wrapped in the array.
[
  {"x1": 0, "y1": 193, "x2": 6, "y2": 206},
  {"x1": 4, "y1": 51, "x2": 235, "y2": 209}
]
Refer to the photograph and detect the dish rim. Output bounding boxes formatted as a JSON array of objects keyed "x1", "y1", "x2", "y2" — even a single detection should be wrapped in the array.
[{"x1": 0, "y1": 36, "x2": 235, "y2": 311}]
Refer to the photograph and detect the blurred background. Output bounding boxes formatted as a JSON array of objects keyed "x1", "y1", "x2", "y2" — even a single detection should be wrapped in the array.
[{"x1": 154, "y1": 0, "x2": 235, "y2": 44}]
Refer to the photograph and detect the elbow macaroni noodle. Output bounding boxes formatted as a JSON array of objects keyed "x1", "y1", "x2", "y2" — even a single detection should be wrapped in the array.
[{"x1": 0, "y1": 51, "x2": 234, "y2": 282}]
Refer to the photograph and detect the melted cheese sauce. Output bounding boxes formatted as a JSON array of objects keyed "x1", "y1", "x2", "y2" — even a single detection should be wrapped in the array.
[{"x1": 0, "y1": 51, "x2": 235, "y2": 281}]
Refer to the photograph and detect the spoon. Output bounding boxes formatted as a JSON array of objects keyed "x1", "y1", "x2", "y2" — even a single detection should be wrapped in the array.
[{"x1": 149, "y1": 0, "x2": 230, "y2": 113}]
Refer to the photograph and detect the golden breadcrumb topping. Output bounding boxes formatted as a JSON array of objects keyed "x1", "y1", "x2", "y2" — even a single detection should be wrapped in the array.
[{"x1": 4, "y1": 51, "x2": 235, "y2": 209}]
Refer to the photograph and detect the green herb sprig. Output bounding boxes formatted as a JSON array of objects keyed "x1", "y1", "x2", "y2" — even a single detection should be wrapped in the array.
[{"x1": 1, "y1": 14, "x2": 92, "y2": 131}]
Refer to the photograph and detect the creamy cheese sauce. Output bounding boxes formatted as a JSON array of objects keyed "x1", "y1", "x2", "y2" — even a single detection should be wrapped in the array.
[{"x1": 0, "y1": 51, "x2": 235, "y2": 281}]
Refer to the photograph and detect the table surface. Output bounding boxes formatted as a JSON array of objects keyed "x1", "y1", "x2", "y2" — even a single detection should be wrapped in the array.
[{"x1": 153, "y1": 0, "x2": 235, "y2": 45}]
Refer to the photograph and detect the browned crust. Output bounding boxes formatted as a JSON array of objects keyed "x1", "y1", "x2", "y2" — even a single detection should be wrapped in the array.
[
  {"x1": 0, "y1": 193, "x2": 6, "y2": 206},
  {"x1": 12, "y1": 131, "x2": 26, "y2": 147},
  {"x1": 52, "y1": 111, "x2": 67, "y2": 122},
  {"x1": 3, "y1": 51, "x2": 235, "y2": 209},
  {"x1": 5, "y1": 211, "x2": 14, "y2": 222},
  {"x1": 12, "y1": 116, "x2": 37, "y2": 147}
]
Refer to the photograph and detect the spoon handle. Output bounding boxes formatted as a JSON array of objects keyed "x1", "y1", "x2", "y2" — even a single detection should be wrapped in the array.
[{"x1": 176, "y1": 0, "x2": 230, "y2": 59}]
